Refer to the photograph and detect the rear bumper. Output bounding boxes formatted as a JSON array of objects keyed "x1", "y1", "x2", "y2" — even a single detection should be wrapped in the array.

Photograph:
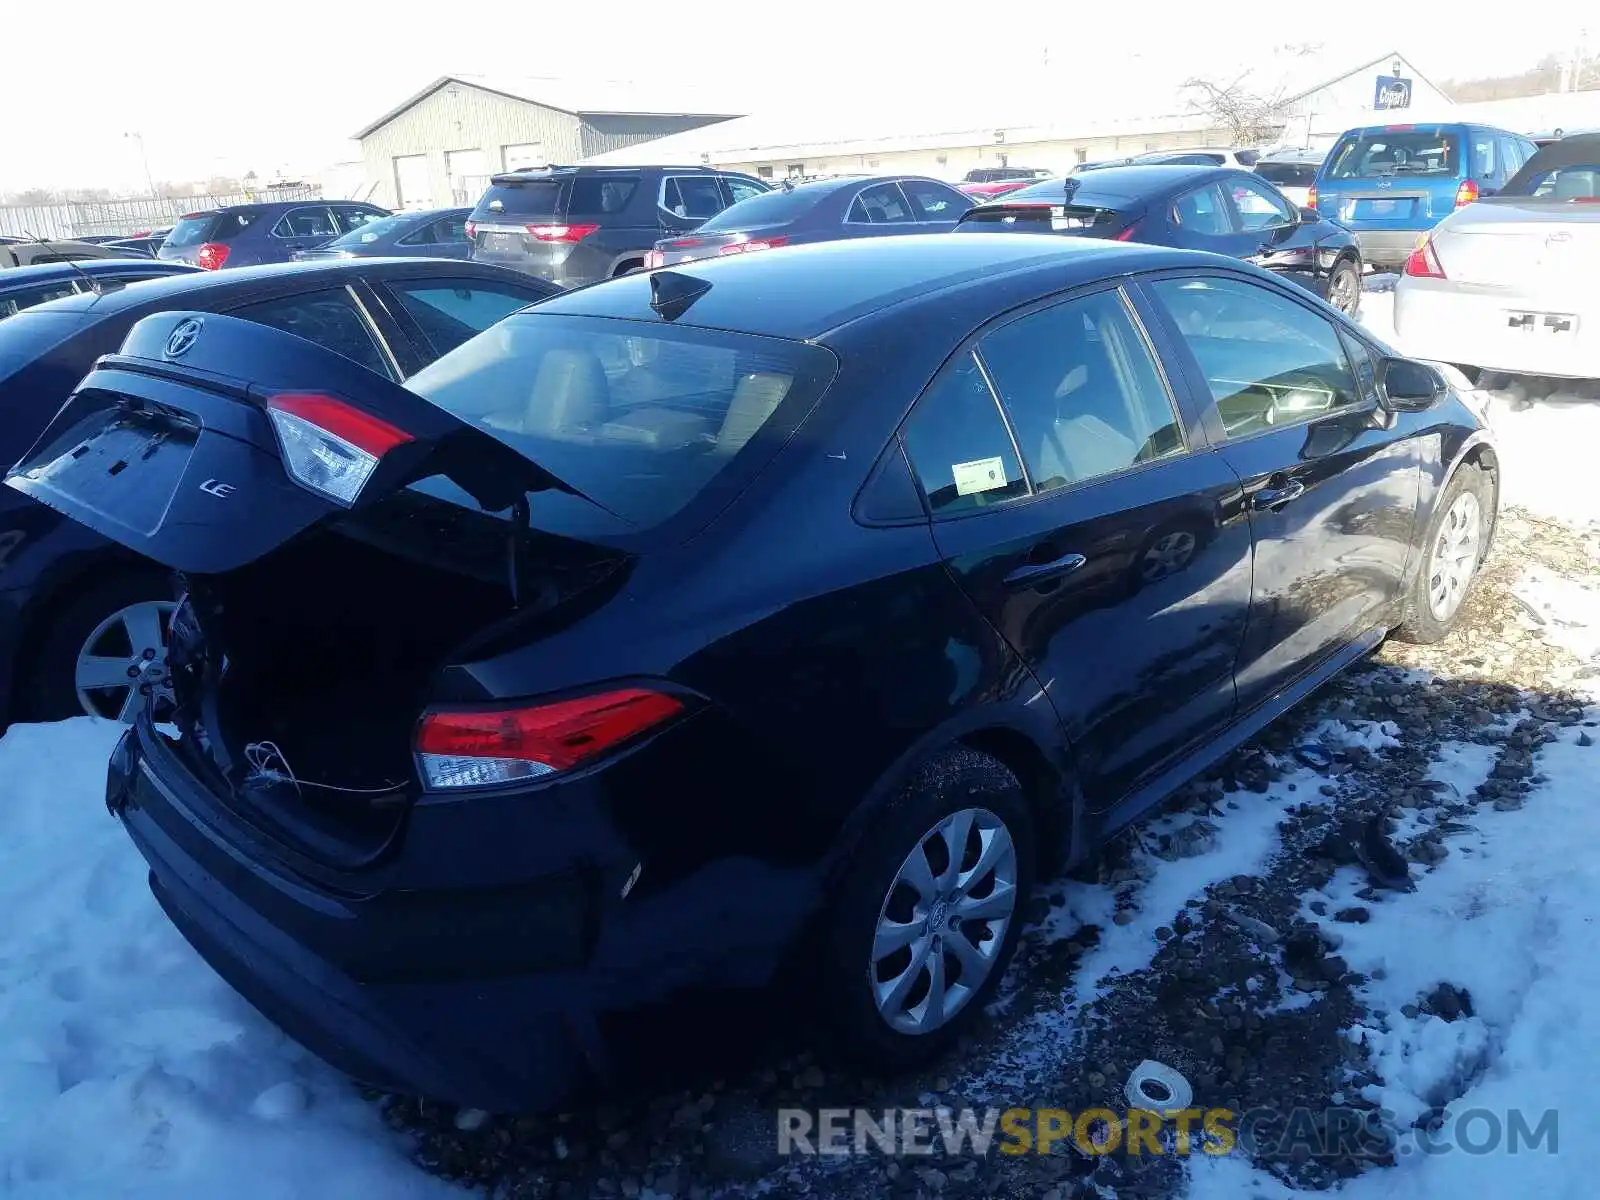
[
  {"x1": 1350, "y1": 228, "x2": 1426, "y2": 270},
  {"x1": 1393, "y1": 279, "x2": 1600, "y2": 378}
]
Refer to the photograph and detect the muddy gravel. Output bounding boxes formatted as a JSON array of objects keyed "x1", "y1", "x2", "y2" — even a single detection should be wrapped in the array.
[{"x1": 385, "y1": 506, "x2": 1599, "y2": 1200}]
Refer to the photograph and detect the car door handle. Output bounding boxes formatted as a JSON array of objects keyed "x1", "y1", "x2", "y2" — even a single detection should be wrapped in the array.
[
  {"x1": 1252, "y1": 480, "x2": 1306, "y2": 510},
  {"x1": 1004, "y1": 552, "x2": 1088, "y2": 588}
]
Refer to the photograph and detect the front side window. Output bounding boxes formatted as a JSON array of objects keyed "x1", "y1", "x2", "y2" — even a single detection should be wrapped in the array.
[
  {"x1": 979, "y1": 290, "x2": 1184, "y2": 492},
  {"x1": 335, "y1": 207, "x2": 385, "y2": 233},
  {"x1": 1171, "y1": 183, "x2": 1233, "y2": 236},
  {"x1": 723, "y1": 176, "x2": 767, "y2": 204},
  {"x1": 661, "y1": 176, "x2": 725, "y2": 220},
  {"x1": 901, "y1": 353, "x2": 1027, "y2": 516},
  {"x1": 230, "y1": 288, "x2": 392, "y2": 378},
  {"x1": 391, "y1": 281, "x2": 538, "y2": 356},
  {"x1": 848, "y1": 182, "x2": 915, "y2": 224},
  {"x1": 1227, "y1": 177, "x2": 1295, "y2": 231},
  {"x1": 272, "y1": 207, "x2": 337, "y2": 239},
  {"x1": 1149, "y1": 276, "x2": 1360, "y2": 439}
]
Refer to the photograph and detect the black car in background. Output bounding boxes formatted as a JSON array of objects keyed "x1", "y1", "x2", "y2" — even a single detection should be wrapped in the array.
[
  {"x1": 466, "y1": 164, "x2": 770, "y2": 286},
  {"x1": 20, "y1": 236, "x2": 1496, "y2": 1110},
  {"x1": 0, "y1": 258, "x2": 200, "y2": 318},
  {"x1": 957, "y1": 165, "x2": 1364, "y2": 315},
  {"x1": 645, "y1": 175, "x2": 972, "y2": 267},
  {"x1": 0, "y1": 258, "x2": 556, "y2": 724},
  {"x1": 159, "y1": 201, "x2": 391, "y2": 270},
  {"x1": 293, "y1": 208, "x2": 473, "y2": 262}
]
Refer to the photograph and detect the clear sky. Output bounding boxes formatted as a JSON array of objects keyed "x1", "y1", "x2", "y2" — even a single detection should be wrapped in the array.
[{"x1": 4, "y1": 1, "x2": 1592, "y2": 192}]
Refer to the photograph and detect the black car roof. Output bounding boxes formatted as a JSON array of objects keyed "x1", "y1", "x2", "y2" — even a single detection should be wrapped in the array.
[
  {"x1": 32, "y1": 257, "x2": 521, "y2": 317},
  {"x1": 533, "y1": 234, "x2": 1194, "y2": 340},
  {"x1": 0, "y1": 259, "x2": 197, "y2": 291}
]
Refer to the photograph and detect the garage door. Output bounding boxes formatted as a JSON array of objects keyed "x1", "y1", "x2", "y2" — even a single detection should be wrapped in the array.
[
  {"x1": 502, "y1": 143, "x2": 544, "y2": 173},
  {"x1": 445, "y1": 148, "x2": 489, "y2": 205},
  {"x1": 393, "y1": 155, "x2": 431, "y2": 210}
]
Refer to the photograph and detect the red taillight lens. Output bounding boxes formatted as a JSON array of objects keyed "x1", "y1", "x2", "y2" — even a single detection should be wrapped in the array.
[
  {"x1": 416, "y1": 688, "x2": 684, "y2": 788},
  {"x1": 718, "y1": 234, "x2": 791, "y2": 256},
  {"x1": 265, "y1": 393, "x2": 413, "y2": 507},
  {"x1": 525, "y1": 222, "x2": 599, "y2": 243},
  {"x1": 642, "y1": 249, "x2": 665, "y2": 269},
  {"x1": 1403, "y1": 236, "x2": 1447, "y2": 279},
  {"x1": 1114, "y1": 222, "x2": 1142, "y2": 242},
  {"x1": 464, "y1": 220, "x2": 478, "y2": 239},
  {"x1": 1306, "y1": 184, "x2": 1318, "y2": 211},
  {"x1": 1455, "y1": 179, "x2": 1480, "y2": 207},
  {"x1": 196, "y1": 242, "x2": 229, "y2": 270}
]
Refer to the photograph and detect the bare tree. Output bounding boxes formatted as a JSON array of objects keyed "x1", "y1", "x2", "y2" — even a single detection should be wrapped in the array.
[{"x1": 1182, "y1": 44, "x2": 1321, "y2": 146}]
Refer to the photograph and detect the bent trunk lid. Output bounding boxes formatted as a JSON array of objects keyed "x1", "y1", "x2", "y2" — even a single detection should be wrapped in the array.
[{"x1": 1431, "y1": 199, "x2": 1600, "y2": 289}]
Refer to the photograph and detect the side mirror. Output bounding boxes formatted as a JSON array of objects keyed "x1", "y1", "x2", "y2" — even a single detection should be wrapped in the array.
[{"x1": 1378, "y1": 356, "x2": 1448, "y2": 412}]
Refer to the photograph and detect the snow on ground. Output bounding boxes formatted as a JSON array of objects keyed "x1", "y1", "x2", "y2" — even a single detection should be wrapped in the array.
[{"x1": 0, "y1": 721, "x2": 459, "y2": 1200}]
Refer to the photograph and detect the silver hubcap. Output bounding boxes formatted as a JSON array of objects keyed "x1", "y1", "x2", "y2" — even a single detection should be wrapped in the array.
[
  {"x1": 1141, "y1": 530, "x2": 1196, "y2": 581},
  {"x1": 1427, "y1": 491, "x2": 1482, "y2": 622},
  {"x1": 1330, "y1": 268, "x2": 1358, "y2": 313},
  {"x1": 74, "y1": 600, "x2": 178, "y2": 722},
  {"x1": 870, "y1": 807, "x2": 1018, "y2": 1035}
]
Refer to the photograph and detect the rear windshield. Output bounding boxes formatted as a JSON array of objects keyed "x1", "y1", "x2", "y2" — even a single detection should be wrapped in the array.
[
  {"x1": 477, "y1": 179, "x2": 566, "y2": 219},
  {"x1": 165, "y1": 211, "x2": 257, "y2": 247},
  {"x1": 476, "y1": 175, "x2": 639, "y2": 220},
  {"x1": 1255, "y1": 161, "x2": 1318, "y2": 187},
  {"x1": 697, "y1": 187, "x2": 826, "y2": 230},
  {"x1": 403, "y1": 313, "x2": 836, "y2": 537},
  {"x1": 326, "y1": 213, "x2": 408, "y2": 247},
  {"x1": 987, "y1": 178, "x2": 1132, "y2": 208},
  {"x1": 1324, "y1": 130, "x2": 1460, "y2": 179}
]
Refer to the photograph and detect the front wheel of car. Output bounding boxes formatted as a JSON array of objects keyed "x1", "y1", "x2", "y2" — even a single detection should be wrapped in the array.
[
  {"x1": 815, "y1": 748, "x2": 1036, "y2": 1071},
  {"x1": 1327, "y1": 257, "x2": 1362, "y2": 317},
  {"x1": 1392, "y1": 463, "x2": 1493, "y2": 645}
]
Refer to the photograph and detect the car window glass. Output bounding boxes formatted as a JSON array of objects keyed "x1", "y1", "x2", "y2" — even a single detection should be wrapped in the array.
[
  {"x1": 1171, "y1": 183, "x2": 1232, "y2": 235},
  {"x1": 1227, "y1": 177, "x2": 1294, "y2": 231},
  {"x1": 1, "y1": 282, "x2": 79, "y2": 317},
  {"x1": 336, "y1": 207, "x2": 385, "y2": 234},
  {"x1": 1470, "y1": 135, "x2": 1496, "y2": 179},
  {"x1": 1526, "y1": 165, "x2": 1600, "y2": 199},
  {"x1": 272, "y1": 207, "x2": 337, "y2": 238},
  {"x1": 391, "y1": 282, "x2": 536, "y2": 356},
  {"x1": 661, "y1": 176, "x2": 725, "y2": 219},
  {"x1": 230, "y1": 288, "x2": 392, "y2": 378},
  {"x1": 1150, "y1": 276, "x2": 1360, "y2": 439},
  {"x1": 1325, "y1": 130, "x2": 1460, "y2": 178},
  {"x1": 901, "y1": 353, "x2": 1028, "y2": 516},
  {"x1": 902, "y1": 180, "x2": 969, "y2": 221},
  {"x1": 979, "y1": 290, "x2": 1184, "y2": 492},
  {"x1": 569, "y1": 176, "x2": 639, "y2": 217},
  {"x1": 723, "y1": 177, "x2": 767, "y2": 204},
  {"x1": 1338, "y1": 328, "x2": 1379, "y2": 404},
  {"x1": 848, "y1": 182, "x2": 915, "y2": 223}
]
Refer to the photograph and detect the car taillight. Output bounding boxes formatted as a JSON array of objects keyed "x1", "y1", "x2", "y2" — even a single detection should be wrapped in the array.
[
  {"x1": 196, "y1": 242, "x2": 229, "y2": 270},
  {"x1": 1455, "y1": 179, "x2": 1480, "y2": 207},
  {"x1": 1114, "y1": 222, "x2": 1142, "y2": 242},
  {"x1": 525, "y1": 223, "x2": 599, "y2": 243},
  {"x1": 717, "y1": 234, "x2": 790, "y2": 256},
  {"x1": 1403, "y1": 235, "x2": 1447, "y2": 279},
  {"x1": 265, "y1": 392, "x2": 413, "y2": 507},
  {"x1": 1307, "y1": 184, "x2": 1318, "y2": 210},
  {"x1": 464, "y1": 220, "x2": 478, "y2": 239},
  {"x1": 642, "y1": 249, "x2": 665, "y2": 269},
  {"x1": 416, "y1": 688, "x2": 684, "y2": 788}
]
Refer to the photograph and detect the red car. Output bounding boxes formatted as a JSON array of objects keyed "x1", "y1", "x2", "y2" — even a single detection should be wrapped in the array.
[{"x1": 957, "y1": 168, "x2": 1052, "y2": 200}]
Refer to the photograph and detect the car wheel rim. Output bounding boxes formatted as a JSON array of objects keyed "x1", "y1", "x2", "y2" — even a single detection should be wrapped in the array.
[
  {"x1": 1331, "y1": 268, "x2": 1358, "y2": 313},
  {"x1": 1141, "y1": 531, "x2": 1196, "y2": 581},
  {"x1": 1427, "y1": 491, "x2": 1482, "y2": 623},
  {"x1": 869, "y1": 806, "x2": 1018, "y2": 1035},
  {"x1": 74, "y1": 600, "x2": 178, "y2": 722}
]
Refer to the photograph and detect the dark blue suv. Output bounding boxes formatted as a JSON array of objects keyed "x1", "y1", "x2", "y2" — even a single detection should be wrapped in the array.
[{"x1": 159, "y1": 200, "x2": 390, "y2": 270}]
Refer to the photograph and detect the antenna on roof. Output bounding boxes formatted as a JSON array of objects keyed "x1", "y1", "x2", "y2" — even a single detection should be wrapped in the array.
[
  {"x1": 21, "y1": 230, "x2": 101, "y2": 296},
  {"x1": 648, "y1": 271, "x2": 711, "y2": 321}
]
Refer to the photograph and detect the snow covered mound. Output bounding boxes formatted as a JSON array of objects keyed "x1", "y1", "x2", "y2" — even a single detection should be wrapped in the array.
[{"x1": 0, "y1": 719, "x2": 455, "y2": 1199}]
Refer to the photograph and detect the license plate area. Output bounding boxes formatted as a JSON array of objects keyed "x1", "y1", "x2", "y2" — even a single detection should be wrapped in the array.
[
  {"x1": 1505, "y1": 311, "x2": 1579, "y2": 335},
  {"x1": 484, "y1": 231, "x2": 518, "y2": 252}
]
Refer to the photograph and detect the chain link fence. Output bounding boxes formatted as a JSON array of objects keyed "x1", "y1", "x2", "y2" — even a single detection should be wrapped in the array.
[{"x1": 0, "y1": 186, "x2": 325, "y2": 241}]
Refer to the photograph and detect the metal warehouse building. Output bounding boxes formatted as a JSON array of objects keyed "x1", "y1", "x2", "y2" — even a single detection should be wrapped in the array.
[{"x1": 353, "y1": 76, "x2": 743, "y2": 210}]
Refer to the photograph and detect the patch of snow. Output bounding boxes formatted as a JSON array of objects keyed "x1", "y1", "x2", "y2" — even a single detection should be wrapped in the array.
[
  {"x1": 1514, "y1": 565, "x2": 1600, "y2": 697},
  {"x1": 0, "y1": 719, "x2": 460, "y2": 1200}
]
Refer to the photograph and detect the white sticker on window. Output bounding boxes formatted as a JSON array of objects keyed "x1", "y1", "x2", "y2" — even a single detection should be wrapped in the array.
[{"x1": 953, "y1": 456, "x2": 1008, "y2": 496}]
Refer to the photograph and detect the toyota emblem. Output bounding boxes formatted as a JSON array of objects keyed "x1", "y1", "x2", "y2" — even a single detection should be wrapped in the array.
[{"x1": 165, "y1": 316, "x2": 204, "y2": 359}]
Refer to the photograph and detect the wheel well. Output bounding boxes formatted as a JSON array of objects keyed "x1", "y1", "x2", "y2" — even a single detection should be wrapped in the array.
[
  {"x1": 1460, "y1": 442, "x2": 1501, "y2": 544},
  {"x1": 612, "y1": 258, "x2": 644, "y2": 276},
  {"x1": 958, "y1": 726, "x2": 1070, "y2": 874}
]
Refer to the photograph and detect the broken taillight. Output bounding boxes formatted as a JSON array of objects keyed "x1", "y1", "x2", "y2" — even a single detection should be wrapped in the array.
[
  {"x1": 416, "y1": 688, "x2": 685, "y2": 789},
  {"x1": 265, "y1": 392, "x2": 413, "y2": 507}
]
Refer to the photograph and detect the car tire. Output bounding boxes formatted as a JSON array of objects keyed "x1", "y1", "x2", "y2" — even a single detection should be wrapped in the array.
[
  {"x1": 1327, "y1": 256, "x2": 1362, "y2": 317},
  {"x1": 815, "y1": 747, "x2": 1036, "y2": 1072},
  {"x1": 17, "y1": 568, "x2": 178, "y2": 723},
  {"x1": 1392, "y1": 463, "x2": 1493, "y2": 645}
]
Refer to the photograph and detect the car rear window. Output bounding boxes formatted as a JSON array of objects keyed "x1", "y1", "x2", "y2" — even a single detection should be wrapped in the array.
[
  {"x1": 1324, "y1": 130, "x2": 1461, "y2": 179},
  {"x1": 164, "y1": 214, "x2": 221, "y2": 248},
  {"x1": 1521, "y1": 165, "x2": 1600, "y2": 199},
  {"x1": 477, "y1": 179, "x2": 567, "y2": 219},
  {"x1": 1255, "y1": 162, "x2": 1318, "y2": 187},
  {"x1": 403, "y1": 313, "x2": 836, "y2": 537},
  {"x1": 697, "y1": 186, "x2": 827, "y2": 230}
]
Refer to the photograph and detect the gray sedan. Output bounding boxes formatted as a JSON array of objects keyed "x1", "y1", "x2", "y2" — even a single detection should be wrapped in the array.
[{"x1": 292, "y1": 207, "x2": 472, "y2": 262}]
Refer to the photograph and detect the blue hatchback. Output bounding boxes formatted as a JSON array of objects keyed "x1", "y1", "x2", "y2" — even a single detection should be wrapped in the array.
[
  {"x1": 1311, "y1": 123, "x2": 1538, "y2": 271},
  {"x1": 158, "y1": 199, "x2": 391, "y2": 270}
]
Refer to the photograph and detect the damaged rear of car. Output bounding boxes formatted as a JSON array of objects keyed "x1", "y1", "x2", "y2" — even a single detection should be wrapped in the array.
[{"x1": 8, "y1": 306, "x2": 836, "y2": 1108}]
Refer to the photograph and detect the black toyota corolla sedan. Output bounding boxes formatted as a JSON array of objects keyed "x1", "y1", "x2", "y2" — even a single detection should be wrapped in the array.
[
  {"x1": 957, "y1": 165, "x2": 1365, "y2": 316},
  {"x1": 9, "y1": 235, "x2": 1496, "y2": 1111}
]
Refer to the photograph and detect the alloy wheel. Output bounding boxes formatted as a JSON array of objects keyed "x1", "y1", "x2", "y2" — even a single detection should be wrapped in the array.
[
  {"x1": 1329, "y1": 265, "x2": 1360, "y2": 314},
  {"x1": 869, "y1": 807, "x2": 1019, "y2": 1035},
  {"x1": 1427, "y1": 491, "x2": 1482, "y2": 623},
  {"x1": 74, "y1": 600, "x2": 178, "y2": 722}
]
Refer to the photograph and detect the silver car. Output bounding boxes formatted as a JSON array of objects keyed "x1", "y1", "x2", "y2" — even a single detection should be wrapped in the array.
[{"x1": 1394, "y1": 133, "x2": 1600, "y2": 378}]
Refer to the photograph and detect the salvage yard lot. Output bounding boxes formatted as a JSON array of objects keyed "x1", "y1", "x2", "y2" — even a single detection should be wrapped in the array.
[{"x1": 2, "y1": 292, "x2": 1599, "y2": 1200}]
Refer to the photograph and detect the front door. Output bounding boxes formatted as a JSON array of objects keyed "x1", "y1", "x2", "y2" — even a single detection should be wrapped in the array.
[
  {"x1": 1140, "y1": 272, "x2": 1419, "y2": 709},
  {"x1": 897, "y1": 284, "x2": 1254, "y2": 810}
]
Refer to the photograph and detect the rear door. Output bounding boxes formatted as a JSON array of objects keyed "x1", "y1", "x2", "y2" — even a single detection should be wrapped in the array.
[
  {"x1": 897, "y1": 283, "x2": 1253, "y2": 809},
  {"x1": 270, "y1": 206, "x2": 341, "y2": 259},
  {"x1": 1167, "y1": 182, "x2": 1248, "y2": 255},
  {"x1": 658, "y1": 174, "x2": 730, "y2": 236},
  {"x1": 1140, "y1": 271, "x2": 1419, "y2": 708}
]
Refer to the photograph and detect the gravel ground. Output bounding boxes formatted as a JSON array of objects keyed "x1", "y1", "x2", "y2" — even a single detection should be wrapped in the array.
[{"x1": 386, "y1": 505, "x2": 1599, "y2": 1200}]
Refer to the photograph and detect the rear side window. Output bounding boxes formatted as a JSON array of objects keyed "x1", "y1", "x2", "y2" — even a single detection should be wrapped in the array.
[
  {"x1": 1469, "y1": 134, "x2": 1497, "y2": 179},
  {"x1": 848, "y1": 182, "x2": 914, "y2": 223},
  {"x1": 230, "y1": 288, "x2": 392, "y2": 379},
  {"x1": 165, "y1": 214, "x2": 222, "y2": 248},
  {"x1": 272, "y1": 207, "x2": 337, "y2": 238},
  {"x1": 722, "y1": 176, "x2": 768, "y2": 204},
  {"x1": 660, "y1": 176, "x2": 724, "y2": 219},
  {"x1": 402, "y1": 314, "x2": 837, "y2": 535},
  {"x1": 1, "y1": 282, "x2": 79, "y2": 317},
  {"x1": 697, "y1": 186, "x2": 826, "y2": 230},
  {"x1": 478, "y1": 179, "x2": 566, "y2": 218},
  {"x1": 569, "y1": 176, "x2": 640, "y2": 217},
  {"x1": 1522, "y1": 165, "x2": 1600, "y2": 199},
  {"x1": 1255, "y1": 162, "x2": 1317, "y2": 188},
  {"x1": 1172, "y1": 184, "x2": 1232, "y2": 234},
  {"x1": 901, "y1": 354, "x2": 1028, "y2": 516},
  {"x1": 1324, "y1": 130, "x2": 1460, "y2": 179}
]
